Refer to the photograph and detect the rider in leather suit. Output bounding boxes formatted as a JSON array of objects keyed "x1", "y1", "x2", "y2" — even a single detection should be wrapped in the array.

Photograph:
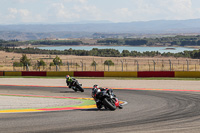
[{"x1": 92, "y1": 84, "x2": 123, "y2": 109}]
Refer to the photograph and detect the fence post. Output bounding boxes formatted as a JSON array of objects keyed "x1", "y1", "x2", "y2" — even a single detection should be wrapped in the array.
[
  {"x1": 169, "y1": 59, "x2": 171, "y2": 71},
  {"x1": 153, "y1": 60, "x2": 155, "y2": 71},
  {"x1": 80, "y1": 61, "x2": 83, "y2": 71},
  {"x1": 67, "y1": 62, "x2": 69, "y2": 71},
  {"x1": 195, "y1": 64, "x2": 196, "y2": 71},
  {"x1": 137, "y1": 60, "x2": 139, "y2": 71},
  {"x1": 95, "y1": 62, "x2": 96, "y2": 71},
  {"x1": 26, "y1": 64, "x2": 29, "y2": 71},
  {"x1": 56, "y1": 65, "x2": 59, "y2": 71},
  {"x1": 186, "y1": 60, "x2": 189, "y2": 71},
  {"x1": 121, "y1": 60, "x2": 123, "y2": 72},
  {"x1": 149, "y1": 64, "x2": 150, "y2": 71},
  {"x1": 37, "y1": 60, "x2": 40, "y2": 71},
  {"x1": 108, "y1": 62, "x2": 109, "y2": 71}
]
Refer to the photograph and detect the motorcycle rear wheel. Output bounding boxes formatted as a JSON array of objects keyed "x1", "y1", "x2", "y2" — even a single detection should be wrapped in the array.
[{"x1": 77, "y1": 85, "x2": 84, "y2": 92}]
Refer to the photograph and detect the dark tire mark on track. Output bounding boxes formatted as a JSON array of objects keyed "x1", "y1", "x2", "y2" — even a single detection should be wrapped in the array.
[{"x1": 1, "y1": 86, "x2": 200, "y2": 133}]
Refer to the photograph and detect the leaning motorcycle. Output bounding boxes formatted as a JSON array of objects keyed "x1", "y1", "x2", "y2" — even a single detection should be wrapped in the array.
[
  {"x1": 69, "y1": 79, "x2": 84, "y2": 92},
  {"x1": 93, "y1": 89, "x2": 121, "y2": 110}
]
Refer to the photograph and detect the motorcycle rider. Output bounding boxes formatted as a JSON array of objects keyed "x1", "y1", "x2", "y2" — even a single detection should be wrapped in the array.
[
  {"x1": 66, "y1": 75, "x2": 76, "y2": 88},
  {"x1": 92, "y1": 84, "x2": 123, "y2": 109}
]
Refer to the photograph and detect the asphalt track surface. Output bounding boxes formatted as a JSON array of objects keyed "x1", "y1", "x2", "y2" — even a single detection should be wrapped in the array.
[{"x1": 1, "y1": 86, "x2": 200, "y2": 133}]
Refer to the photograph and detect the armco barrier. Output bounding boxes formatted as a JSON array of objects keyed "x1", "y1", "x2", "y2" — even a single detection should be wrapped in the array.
[
  {"x1": 46, "y1": 71, "x2": 74, "y2": 77},
  {"x1": 0, "y1": 71, "x2": 3, "y2": 76},
  {"x1": 138, "y1": 71, "x2": 175, "y2": 77},
  {"x1": 74, "y1": 71, "x2": 104, "y2": 77},
  {"x1": 22, "y1": 71, "x2": 46, "y2": 76},
  {"x1": 175, "y1": 71, "x2": 200, "y2": 78},
  {"x1": 4, "y1": 71, "x2": 22, "y2": 76},
  {"x1": 104, "y1": 71, "x2": 137, "y2": 77}
]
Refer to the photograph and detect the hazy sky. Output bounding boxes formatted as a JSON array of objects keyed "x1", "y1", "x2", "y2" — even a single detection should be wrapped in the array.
[{"x1": 1, "y1": 0, "x2": 200, "y2": 24}]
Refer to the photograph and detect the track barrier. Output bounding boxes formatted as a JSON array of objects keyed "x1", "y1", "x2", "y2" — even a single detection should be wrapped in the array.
[
  {"x1": 4, "y1": 71, "x2": 22, "y2": 76},
  {"x1": 1, "y1": 71, "x2": 200, "y2": 78},
  {"x1": 74, "y1": 71, "x2": 104, "y2": 77},
  {"x1": 0, "y1": 71, "x2": 3, "y2": 76},
  {"x1": 175, "y1": 71, "x2": 200, "y2": 78},
  {"x1": 22, "y1": 71, "x2": 46, "y2": 76},
  {"x1": 104, "y1": 71, "x2": 137, "y2": 77},
  {"x1": 138, "y1": 71, "x2": 174, "y2": 77},
  {"x1": 46, "y1": 71, "x2": 74, "y2": 77}
]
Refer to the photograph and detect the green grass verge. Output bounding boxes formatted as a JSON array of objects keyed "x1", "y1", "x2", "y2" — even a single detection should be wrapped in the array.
[{"x1": 1, "y1": 76, "x2": 200, "y2": 80}]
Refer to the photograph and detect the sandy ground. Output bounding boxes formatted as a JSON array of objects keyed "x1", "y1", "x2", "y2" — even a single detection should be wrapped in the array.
[
  {"x1": 1, "y1": 50, "x2": 200, "y2": 72},
  {"x1": 0, "y1": 96, "x2": 81, "y2": 109},
  {"x1": 0, "y1": 78, "x2": 200, "y2": 90}
]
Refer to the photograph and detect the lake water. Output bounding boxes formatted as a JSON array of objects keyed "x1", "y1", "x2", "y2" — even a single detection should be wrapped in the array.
[{"x1": 37, "y1": 46, "x2": 196, "y2": 53}]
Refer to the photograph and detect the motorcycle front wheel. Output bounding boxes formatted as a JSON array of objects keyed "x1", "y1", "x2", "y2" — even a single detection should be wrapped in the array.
[{"x1": 103, "y1": 98, "x2": 116, "y2": 111}]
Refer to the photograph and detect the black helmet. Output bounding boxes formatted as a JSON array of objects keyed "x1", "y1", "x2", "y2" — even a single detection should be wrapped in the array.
[{"x1": 93, "y1": 84, "x2": 99, "y2": 88}]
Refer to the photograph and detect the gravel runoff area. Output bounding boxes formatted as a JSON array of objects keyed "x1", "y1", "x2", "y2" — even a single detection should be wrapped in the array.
[
  {"x1": 0, "y1": 96, "x2": 82, "y2": 110},
  {"x1": 0, "y1": 78, "x2": 200, "y2": 90}
]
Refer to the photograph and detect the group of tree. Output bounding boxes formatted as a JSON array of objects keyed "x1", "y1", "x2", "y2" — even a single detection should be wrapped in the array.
[
  {"x1": 2, "y1": 35, "x2": 200, "y2": 47},
  {"x1": 2, "y1": 46, "x2": 200, "y2": 59},
  {"x1": 97, "y1": 35, "x2": 200, "y2": 46},
  {"x1": 0, "y1": 39, "x2": 83, "y2": 47},
  {"x1": 13, "y1": 54, "x2": 63, "y2": 68},
  {"x1": 31, "y1": 40, "x2": 82, "y2": 45}
]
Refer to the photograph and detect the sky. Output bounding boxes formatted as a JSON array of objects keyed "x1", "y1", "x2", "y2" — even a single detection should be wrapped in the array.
[{"x1": 1, "y1": 0, "x2": 200, "y2": 24}]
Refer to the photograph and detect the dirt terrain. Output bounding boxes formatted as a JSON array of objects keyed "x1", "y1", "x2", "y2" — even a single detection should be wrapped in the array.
[{"x1": 1, "y1": 51, "x2": 199, "y2": 71}]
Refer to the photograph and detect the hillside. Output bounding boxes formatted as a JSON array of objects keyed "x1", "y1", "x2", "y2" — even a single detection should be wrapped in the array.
[{"x1": 1, "y1": 19, "x2": 200, "y2": 40}]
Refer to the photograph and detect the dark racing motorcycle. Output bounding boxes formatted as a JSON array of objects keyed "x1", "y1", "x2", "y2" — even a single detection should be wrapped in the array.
[
  {"x1": 69, "y1": 79, "x2": 84, "y2": 92},
  {"x1": 92, "y1": 87, "x2": 122, "y2": 110}
]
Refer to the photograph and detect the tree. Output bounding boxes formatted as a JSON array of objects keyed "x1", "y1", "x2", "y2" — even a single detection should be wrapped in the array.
[
  {"x1": 38, "y1": 59, "x2": 46, "y2": 66},
  {"x1": 104, "y1": 60, "x2": 114, "y2": 66},
  {"x1": 20, "y1": 54, "x2": 31, "y2": 66},
  {"x1": 122, "y1": 50, "x2": 130, "y2": 57},
  {"x1": 53, "y1": 55, "x2": 62, "y2": 65},
  {"x1": 49, "y1": 62, "x2": 55, "y2": 66}
]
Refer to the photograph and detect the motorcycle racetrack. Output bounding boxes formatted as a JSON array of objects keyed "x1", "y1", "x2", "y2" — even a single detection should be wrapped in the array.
[{"x1": 1, "y1": 79, "x2": 200, "y2": 133}]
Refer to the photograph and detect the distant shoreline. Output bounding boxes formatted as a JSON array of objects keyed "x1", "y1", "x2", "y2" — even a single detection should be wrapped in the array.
[{"x1": 16, "y1": 44, "x2": 200, "y2": 50}]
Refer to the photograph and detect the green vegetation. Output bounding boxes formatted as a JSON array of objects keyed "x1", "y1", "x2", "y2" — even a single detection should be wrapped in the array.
[
  {"x1": 53, "y1": 55, "x2": 62, "y2": 65},
  {"x1": 91, "y1": 61, "x2": 97, "y2": 66},
  {"x1": 0, "y1": 39, "x2": 83, "y2": 47},
  {"x1": 1, "y1": 35, "x2": 200, "y2": 47},
  {"x1": 13, "y1": 62, "x2": 23, "y2": 67},
  {"x1": 104, "y1": 60, "x2": 114, "y2": 66},
  {"x1": 1, "y1": 35, "x2": 200, "y2": 59},
  {"x1": 20, "y1": 54, "x2": 31, "y2": 66},
  {"x1": 97, "y1": 35, "x2": 200, "y2": 46},
  {"x1": 31, "y1": 40, "x2": 82, "y2": 46},
  {"x1": 37, "y1": 59, "x2": 46, "y2": 67},
  {"x1": 0, "y1": 46, "x2": 200, "y2": 59}
]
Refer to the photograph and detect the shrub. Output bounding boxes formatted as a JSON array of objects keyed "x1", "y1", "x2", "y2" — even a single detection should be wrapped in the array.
[
  {"x1": 104, "y1": 60, "x2": 114, "y2": 66},
  {"x1": 13, "y1": 62, "x2": 23, "y2": 67}
]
